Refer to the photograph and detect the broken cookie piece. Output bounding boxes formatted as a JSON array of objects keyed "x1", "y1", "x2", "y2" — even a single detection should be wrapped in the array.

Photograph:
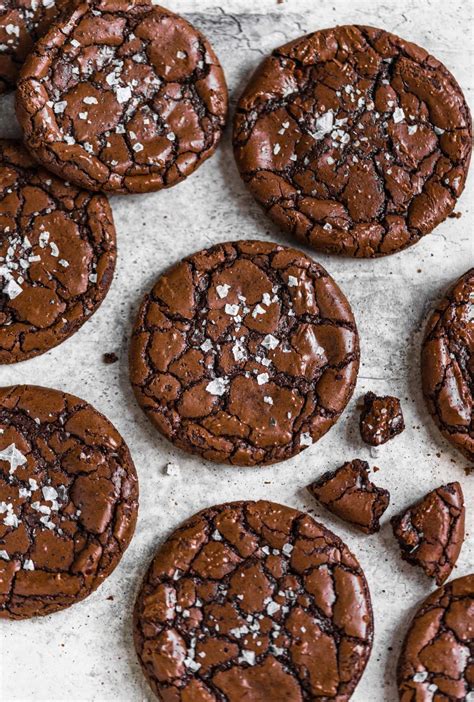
[
  {"x1": 307, "y1": 459, "x2": 390, "y2": 534},
  {"x1": 360, "y1": 391, "x2": 405, "y2": 445},
  {"x1": 391, "y1": 482, "x2": 465, "y2": 585}
]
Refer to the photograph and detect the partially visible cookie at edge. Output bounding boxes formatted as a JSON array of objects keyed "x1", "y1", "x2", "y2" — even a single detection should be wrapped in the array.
[
  {"x1": 391, "y1": 482, "x2": 465, "y2": 586},
  {"x1": 129, "y1": 240, "x2": 360, "y2": 466},
  {"x1": 134, "y1": 500, "x2": 374, "y2": 701},
  {"x1": 0, "y1": 0, "x2": 71, "y2": 93},
  {"x1": 234, "y1": 25, "x2": 471, "y2": 257},
  {"x1": 397, "y1": 574, "x2": 473, "y2": 700},
  {"x1": 15, "y1": 0, "x2": 228, "y2": 193},
  {"x1": 307, "y1": 459, "x2": 390, "y2": 534},
  {"x1": 0, "y1": 384, "x2": 138, "y2": 619},
  {"x1": 422, "y1": 268, "x2": 474, "y2": 462},
  {"x1": 0, "y1": 139, "x2": 116, "y2": 363}
]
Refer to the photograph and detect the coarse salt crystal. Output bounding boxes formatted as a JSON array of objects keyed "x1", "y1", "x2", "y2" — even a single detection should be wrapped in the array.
[
  {"x1": 216, "y1": 284, "x2": 230, "y2": 298},
  {"x1": 206, "y1": 378, "x2": 229, "y2": 396},
  {"x1": 261, "y1": 334, "x2": 279, "y2": 350},
  {"x1": 393, "y1": 107, "x2": 405, "y2": 123}
]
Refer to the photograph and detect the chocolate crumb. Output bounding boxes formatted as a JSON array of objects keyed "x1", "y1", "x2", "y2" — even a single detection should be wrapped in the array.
[{"x1": 103, "y1": 352, "x2": 119, "y2": 364}]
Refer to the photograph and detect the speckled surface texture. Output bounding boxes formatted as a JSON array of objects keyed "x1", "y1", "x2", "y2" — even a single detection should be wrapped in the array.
[{"x1": 0, "y1": 1, "x2": 472, "y2": 700}]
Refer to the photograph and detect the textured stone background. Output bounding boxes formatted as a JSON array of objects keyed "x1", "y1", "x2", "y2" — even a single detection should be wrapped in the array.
[{"x1": 0, "y1": 0, "x2": 472, "y2": 700}]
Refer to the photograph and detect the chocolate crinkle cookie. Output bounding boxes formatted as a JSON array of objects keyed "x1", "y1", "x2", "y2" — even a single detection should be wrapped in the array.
[
  {"x1": 397, "y1": 574, "x2": 473, "y2": 701},
  {"x1": 422, "y1": 268, "x2": 474, "y2": 462},
  {"x1": 134, "y1": 500, "x2": 374, "y2": 701},
  {"x1": 16, "y1": 0, "x2": 228, "y2": 194},
  {"x1": 234, "y1": 25, "x2": 472, "y2": 257},
  {"x1": 359, "y1": 391, "x2": 405, "y2": 446},
  {"x1": 307, "y1": 459, "x2": 390, "y2": 534},
  {"x1": 391, "y1": 482, "x2": 465, "y2": 586},
  {"x1": 129, "y1": 240, "x2": 360, "y2": 466},
  {"x1": 0, "y1": 385, "x2": 138, "y2": 619},
  {"x1": 0, "y1": 0, "x2": 71, "y2": 93},
  {"x1": 0, "y1": 139, "x2": 116, "y2": 363}
]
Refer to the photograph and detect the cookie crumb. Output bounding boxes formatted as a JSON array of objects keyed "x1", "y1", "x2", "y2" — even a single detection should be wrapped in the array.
[{"x1": 103, "y1": 352, "x2": 119, "y2": 364}]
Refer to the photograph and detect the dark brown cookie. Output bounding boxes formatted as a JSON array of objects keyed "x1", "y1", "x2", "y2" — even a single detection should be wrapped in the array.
[
  {"x1": 0, "y1": 384, "x2": 138, "y2": 619},
  {"x1": 129, "y1": 240, "x2": 359, "y2": 466},
  {"x1": 359, "y1": 391, "x2": 405, "y2": 446},
  {"x1": 0, "y1": 0, "x2": 71, "y2": 93},
  {"x1": 422, "y1": 269, "x2": 474, "y2": 462},
  {"x1": 16, "y1": 0, "x2": 228, "y2": 194},
  {"x1": 307, "y1": 459, "x2": 390, "y2": 534},
  {"x1": 397, "y1": 574, "x2": 473, "y2": 701},
  {"x1": 134, "y1": 500, "x2": 374, "y2": 701},
  {"x1": 233, "y1": 25, "x2": 472, "y2": 257},
  {"x1": 0, "y1": 139, "x2": 116, "y2": 364},
  {"x1": 391, "y1": 482, "x2": 465, "y2": 586}
]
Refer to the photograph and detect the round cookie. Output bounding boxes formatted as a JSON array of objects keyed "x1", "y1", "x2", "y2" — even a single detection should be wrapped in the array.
[
  {"x1": 129, "y1": 240, "x2": 359, "y2": 466},
  {"x1": 16, "y1": 0, "x2": 228, "y2": 194},
  {"x1": 0, "y1": 0, "x2": 70, "y2": 94},
  {"x1": 0, "y1": 139, "x2": 116, "y2": 364},
  {"x1": 421, "y1": 269, "x2": 474, "y2": 462},
  {"x1": 233, "y1": 25, "x2": 472, "y2": 257},
  {"x1": 0, "y1": 384, "x2": 138, "y2": 619},
  {"x1": 397, "y1": 574, "x2": 473, "y2": 700},
  {"x1": 134, "y1": 500, "x2": 374, "y2": 701}
]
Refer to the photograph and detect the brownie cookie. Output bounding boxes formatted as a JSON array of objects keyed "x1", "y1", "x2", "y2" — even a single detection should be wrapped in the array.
[
  {"x1": 359, "y1": 391, "x2": 405, "y2": 446},
  {"x1": 233, "y1": 25, "x2": 472, "y2": 257},
  {"x1": 307, "y1": 459, "x2": 390, "y2": 534},
  {"x1": 422, "y1": 269, "x2": 474, "y2": 462},
  {"x1": 129, "y1": 240, "x2": 359, "y2": 466},
  {"x1": 0, "y1": 0, "x2": 70, "y2": 93},
  {"x1": 0, "y1": 139, "x2": 116, "y2": 364},
  {"x1": 134, "y1": 500, "x2": 373, "y2": 701},
  {"x1": 15, "y1": 0, "x2": 228, "y2": 194},
  {"x1": 391, "y1": 483, "x2": 465, "y2": 586},
  {"x1": 397, "y1": 574, "x2": 473, "y2": 700},
  {"x1": 0, "y1": 384, "x2": 138, "y2": 619}
]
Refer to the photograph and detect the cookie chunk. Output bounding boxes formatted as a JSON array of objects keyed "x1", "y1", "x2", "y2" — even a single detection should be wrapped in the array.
[
  {"x1": 397, "y1": 574, "x2": 473, "y2": 701},
  {"x1": 0, "y1": 139, "x2": 116, "y2": 364},
  {"x1": 359, "y1": 391, "x2": 405, "y2": 446},
  {"x1": 0, "y1": 0, "x2": 70, "y2": 93},
  {"x1": 234, "y1": 25, "x2": 472, "y2": 257},
  {"x1": 16, "y1": 0, "x2": 228, "y2": 193},
  {"x1": 422, "y1": 269, "x2": 474, "y2": 462},
  {"x1": 0, "y1": 385, "x2": 138, "y2": 619},
  {"x1": 134, "y1": 500, "x2": 373, "y2": 701},
  {"x1": 307, "y1": 459, "x2": 390, "y2": 534},
  {"x1": 129, "y1": 240, "x2": 359, "y2": 466},
  {"x1": 391, "y1": 482, "x2": 465, "y2": 586}
]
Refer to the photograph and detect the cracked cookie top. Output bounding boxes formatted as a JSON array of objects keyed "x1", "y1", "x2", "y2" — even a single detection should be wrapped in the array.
[
  {"x1": 0, "y1": 0, "x2": 70, "y2": 94},
  {"x1": 0, "y1": 384, "x2": 138, "y2": 619},
  {"x1": 134, "y1": 499, "x2": 374, "y2": 701},
  {"x1": 421, "y1": 268, "x2": 474, "y2": 462},
  {"x1": 397, "y1": 574, "x2": 473, "y2": 701},
  {"x1": 129, "y1": 240, "x2": 359, "y2": 466},
  {"x1": 233, "y1": 25, "x2": 472, "y2": 257},
  {"x1": 0, "y1": 139, "x2": 116, "y2": 363},
  {"x1": 391, "y1": 482, "x2": 465, "y2": 586},
  {"x1": 15, "y1": 0, "x2": 228, "y2": 194}
]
